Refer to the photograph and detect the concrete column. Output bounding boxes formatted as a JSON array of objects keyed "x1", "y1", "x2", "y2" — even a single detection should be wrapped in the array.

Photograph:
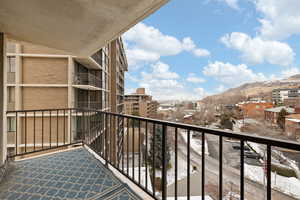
[
  {"x1": 15, "y1": 43, "x2": 22, "y2": 153},
  {"x1": 67, "y1": 56, "x2": 73, "y2": 144},
  {"x1": 109, "y1": 40, "x2": 117, "y2": 164},
  {"x1": 0, "y1": 33, "x2": 6, "y2": 165}
]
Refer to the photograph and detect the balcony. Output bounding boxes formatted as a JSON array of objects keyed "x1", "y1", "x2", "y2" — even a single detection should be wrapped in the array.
[
  {"x1": 76, "y1": 101, "x2": 102, "y2": 110},
  {"x1": 73, "y1": 73, "x2": 101, "y2": 90},
  {"x1": 91, "y1": 49, "x2": 102, "y2": 67},
  {"x1": 2, "y1": 108, "x2": 300, "y2": 200}
]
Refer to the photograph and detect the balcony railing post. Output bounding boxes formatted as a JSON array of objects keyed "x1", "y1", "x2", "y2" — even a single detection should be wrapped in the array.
[
  {"x1": 25, "y1": 111, "x2": 27, "y2": 153},
  {"x1": 175, "y1": 128, "x2": 178, "y2": 200},
  {"x1": 202, "y1": 132, "x2": 205, "y2": 200},
  {"x1": 240, "y1": 140, "x2": 244, "y2": 200},
  {"x1": 15, "y1": 112, "x2": 18, "y2": 156},
  {"x1": 162, "y1": 124, "x2": 167, "y2": 200},
  {"x1": 187, "y1": 130, "x2": 190, "y2": 200},
  {"x1": 267, "y1": 145, "x2": 272, "y2": 200},
  {"x1": 219, "y1": 136, "x2": 223, "y2": 200}
]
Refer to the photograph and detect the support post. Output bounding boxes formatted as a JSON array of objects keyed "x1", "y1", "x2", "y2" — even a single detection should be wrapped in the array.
[
  {"x1": 110, "y1": 40, "x2": 117, "y2": 164},
  {"x1": 0, "y1": 33, "x2": 6, "y2": 165}
]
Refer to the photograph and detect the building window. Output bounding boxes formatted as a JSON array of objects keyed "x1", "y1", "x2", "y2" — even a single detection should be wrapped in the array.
[
  {"x1": 7, "y1": 117, "x2": 16, "y2": 132},
  {"x1": 7, "y1": 56, "x2": 16, "y2": 73},
  {"x1": 8, "y1": 87, "x2": 15, "y2": 103}
]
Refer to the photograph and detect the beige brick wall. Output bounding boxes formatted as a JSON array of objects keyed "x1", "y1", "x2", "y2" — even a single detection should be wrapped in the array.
[
  {"x1": 20, "y1": 116, "x2": 69, "y2": 146},
  {"x1": 22, "y1": 87, "x2": 68, "y2": 110},
  {"x1": 123, "y1": 127, "x2": 144, "y2": 153},
  {"x1": 21, "y1": 42, "x2": 67, "y2": 55},
  {"x1": 6, "y1": 42, "x2": 16, "y2": 53},
  {"x1": 22, "y1": 57, "x2": 68, "y2": 84},
  {"x1": 7, "y1": 132, "x2": 15, "y2": 145}
]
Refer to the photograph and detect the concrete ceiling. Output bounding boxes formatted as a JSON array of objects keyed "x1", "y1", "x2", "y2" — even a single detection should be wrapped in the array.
[{"x1": 0, "y1": 0, "x2": 169, "y2": 56}]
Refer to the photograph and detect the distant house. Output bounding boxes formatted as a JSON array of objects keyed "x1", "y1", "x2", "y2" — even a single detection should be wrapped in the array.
[
  {"x1": 183, "y1": 114, "x2": 194, "y2": 124},
  {"x1": 264, "y1": 106, "x2": 295, "y2": 124},
  {"x1": 238, "y1": 102, "x2": 273, "y2": 118},
  {"x1": 283, "y1": 96, "x2": 300, "y2": 107},
  {"x1": 285, "y1": 114, "x2": 300, "y2": 139}
]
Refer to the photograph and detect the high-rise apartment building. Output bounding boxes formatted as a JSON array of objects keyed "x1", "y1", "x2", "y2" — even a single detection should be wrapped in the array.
[
  {"x1": 124, "y1": 88, "x2": 158, "y2": 118},
  {"x1": 5, "y1": 37, "x2": 127, "y2": 154}
]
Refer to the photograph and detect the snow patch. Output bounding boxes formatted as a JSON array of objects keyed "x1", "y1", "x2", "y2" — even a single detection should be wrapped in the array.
[
  {"x1": 181, "y1": 131, "x2": 209, "y2": 155},
  {"x1": 245, "y1": 164, "x2": 300, "y2": 198}
]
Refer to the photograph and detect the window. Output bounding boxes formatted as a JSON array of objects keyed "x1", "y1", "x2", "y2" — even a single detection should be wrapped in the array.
[
  {"x1": 7, "y1": 56, "x2": 16, "y2": 73},
  {"x1": 7, "y1": 87, "x2": 15, "y2": 103},
  {"x1": 7, "y1": 117, "x2": 16, "y2": 132}
]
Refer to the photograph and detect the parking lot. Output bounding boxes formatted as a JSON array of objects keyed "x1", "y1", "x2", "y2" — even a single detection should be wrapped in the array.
[{"x1": 206, "y1": 134, "x2": 262, "y2": 169}]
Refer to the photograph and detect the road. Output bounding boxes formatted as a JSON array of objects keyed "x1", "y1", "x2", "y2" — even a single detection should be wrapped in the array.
[{"x1": 170, "y1": 131, "x2": 298, "y2": 200}]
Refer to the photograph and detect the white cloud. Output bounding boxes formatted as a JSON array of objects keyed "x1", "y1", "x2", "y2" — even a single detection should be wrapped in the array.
[
  {"x1": 182, "y1": 37, "x2": 196, "y2": 51},
  {"x1": 224, "y1": 0, "x2": 239, "y2": 10},
  {"x1": 216, "y1": 85, "x2": 226, "y2": 92},
  {"x1": 125, "y1": 88, "x2": 135, "y2": 95},
  {"x1": 125, "y1": 49, "x2": 160, "y2": 67},
  {"x1": 194, "y1": 87, "x2": 207, "y2": 96},
  {"x1": 124, "y1": 23, "x2": 210, "y2": 67},
  {"x1": 253, "y1": 0, "x2": 300, "y2": 40},
  {"x1": 125, "y1": 73, "x2": 139, "y2": 83},
  {"x1": 141, "y1": 62, "x2": 179, "y2": 80},
  {"x1": 210, "y1": 0, "x2": 239, "y2": 10},
  {"x1": 182, "y1": 37, "x2": 211, "y2": 57},
  {"x1": 193, "y1": 48, "x2": 211, "y2": 57},
  {"x1": 133, "y1": 61, "x2": 208, "y2": 101},
  {"x1": 203, "y1": 61, "x2": 267, "y2": 86},
  {"x1": 281, "y1": 67, "x2": 300, "y2": 78},
  {"x1": 186, "y1": 73, "x2": 206, "y2": 83},
  {"x1": 221, "y1": 32, "x2": 295, "y2": 66}
]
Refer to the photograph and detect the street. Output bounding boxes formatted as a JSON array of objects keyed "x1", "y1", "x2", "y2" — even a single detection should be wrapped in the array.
[{"x1": 168, "y1": 130, "x2": 299, "y2": 200}]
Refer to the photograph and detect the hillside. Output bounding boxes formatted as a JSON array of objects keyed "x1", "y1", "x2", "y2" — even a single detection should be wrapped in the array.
[{"x1": 200, "y1": 75, "x2": 300, "y2": 105}]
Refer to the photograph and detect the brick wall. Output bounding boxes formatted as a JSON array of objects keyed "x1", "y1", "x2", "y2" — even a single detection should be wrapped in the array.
[{"x1": 22, "y1": 57, "x2": 68, "y2": 84}]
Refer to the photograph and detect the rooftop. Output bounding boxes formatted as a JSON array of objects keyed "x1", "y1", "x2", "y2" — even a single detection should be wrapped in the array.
[{"x1": 265, "y1": 106, "x2": 295, "y2": 113}]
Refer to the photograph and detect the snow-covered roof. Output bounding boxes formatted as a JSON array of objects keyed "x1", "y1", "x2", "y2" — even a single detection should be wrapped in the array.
[
  {"x1": 287, "y1": 118, "x2": 300, "y2": 123},
  {"x1": 183, "y1": 114, "x2": 193, "y2": 119},
  {"x1": 286, "y1": 114, "x2": 300, "y2": 122},
  {"x1": 265, "y1": 106, "x2": 295, "y2": 113}
]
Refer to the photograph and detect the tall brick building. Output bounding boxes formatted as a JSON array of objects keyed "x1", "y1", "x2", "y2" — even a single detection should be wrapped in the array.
[
  {"x1": 5, "y1": 37, "x2": 127, "y2": 153},
  {"x1": 238, "y1": 101, "x2": 274, "y2": 119},
  {"x1": 124, "y1": 88, "x2": 158, "y2": 118}
]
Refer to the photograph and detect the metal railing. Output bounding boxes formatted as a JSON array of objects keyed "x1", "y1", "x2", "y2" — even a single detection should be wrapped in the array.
[
  {"x1": 73, "y1": 72, "x2": 101, "y2": 88},
  {"x1": 6, "y1": 108, "x2": 300, "y2": 200}
]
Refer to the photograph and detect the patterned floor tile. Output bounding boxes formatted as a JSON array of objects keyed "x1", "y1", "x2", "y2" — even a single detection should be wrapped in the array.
[{"x1": 0, "y1": 148, "x2": 141, "y2": 200}]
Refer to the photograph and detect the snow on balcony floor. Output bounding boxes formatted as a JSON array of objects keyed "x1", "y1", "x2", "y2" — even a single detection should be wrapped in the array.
[{"x1": 0, "y1": 148, "x2": 142, "y2": 200}]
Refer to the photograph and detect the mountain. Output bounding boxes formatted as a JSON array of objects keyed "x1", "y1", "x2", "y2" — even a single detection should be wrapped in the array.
[{"x1": 200, "y1": 75, "x2": 300, "y2": 105}]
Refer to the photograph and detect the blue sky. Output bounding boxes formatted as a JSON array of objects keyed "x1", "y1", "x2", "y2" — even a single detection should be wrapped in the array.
[{"x1": 123, "y1": 0, "x2": 300, "y2": 101}]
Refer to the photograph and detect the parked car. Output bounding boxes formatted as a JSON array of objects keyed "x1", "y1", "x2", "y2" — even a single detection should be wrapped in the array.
[
  {"x1": 244, "y1": 152, "x2": 261, "y2": 159},
  {"x1": 232, "y1": 144, "x2": 251, "y2": 151}
]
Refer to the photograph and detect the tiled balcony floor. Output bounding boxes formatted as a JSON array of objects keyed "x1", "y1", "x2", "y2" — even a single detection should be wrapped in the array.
[{"x1": 0, "y1": 148, "x2": 142, "y2": 200}]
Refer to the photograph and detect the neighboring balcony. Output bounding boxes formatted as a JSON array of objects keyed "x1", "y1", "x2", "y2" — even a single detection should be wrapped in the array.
[
  {"x1": 91, "y1": 49, "x2": 102, "y2": 67},
  {"x1": 76, "y1": 101, "x2": 102, "y2": 110},
  {"x1": 73, "y1": 73, "x2": 101, "y2": 90},
  {"x1": 2, "y1": 108, "x2": 300, "y2": 200}
]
